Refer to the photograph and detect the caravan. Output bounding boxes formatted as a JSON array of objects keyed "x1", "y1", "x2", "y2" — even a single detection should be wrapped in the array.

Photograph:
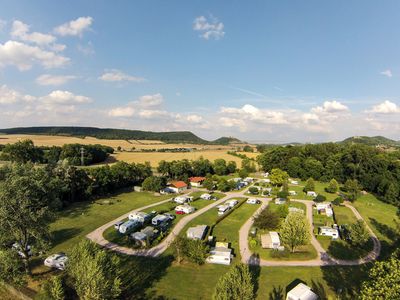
[{"x1": 119, "y1": 220, "x2": 140, "y2": 234}]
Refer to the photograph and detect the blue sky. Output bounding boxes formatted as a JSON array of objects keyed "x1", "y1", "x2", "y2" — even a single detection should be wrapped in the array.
[{"x1": 1, "y1": 0, "x2": 400, "y2": 142}]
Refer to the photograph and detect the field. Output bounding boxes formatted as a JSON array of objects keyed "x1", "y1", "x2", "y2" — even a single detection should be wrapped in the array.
[
  {"x1": 0, "y1": 134, "x2": 244, "y2": 151},
  {"x1": 111, "y1": 150, "x2": 244, "y2": 167},
  {"x1": 288, "y1": 180, "x2": 339, "y2": 201}
]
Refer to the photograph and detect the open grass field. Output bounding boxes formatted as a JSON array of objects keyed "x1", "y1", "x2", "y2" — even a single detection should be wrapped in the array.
[
  {"x1": 0, "y1": 134, "x2": 243, "y2": 151},
  {"x1": 49, "y1": 191, "x2": 170, "y2": 253},
  {"x1": 111, "y1": 150, "x2": 244, "y2": 167},
  {"x1": 288, "y1": 180, "x2": 339, "y2": 201},
  {"x1": 212, "y1": 201, "x2": 262, "y2": 259}
]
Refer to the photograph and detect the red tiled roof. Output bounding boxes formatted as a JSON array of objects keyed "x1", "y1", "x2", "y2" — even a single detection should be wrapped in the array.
[
  {"x1": 189, "y1": 176, "x2": 206, "y2": 183},
  {"x1": 170, "y1": 181, "x2": 188, "y2": 188}
]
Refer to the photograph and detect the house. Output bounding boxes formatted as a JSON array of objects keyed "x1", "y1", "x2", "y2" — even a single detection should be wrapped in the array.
[
  {"x1": 200, "y1": 193, "x2": 212, "y2": 200},
  {"x1": 130, "y1": 226, "x2": 158, "y2": 246},
  {"x1": 261, "y1": 231, "x2": 281, "y2": 249},
  {"x1": 289, "y1": 190, "x2": 297, "y2": 196},
  {"x1": 225, "y1": 199, "x2": 238, "y2": 208},
  {"x1": 175, "y1": 204, "x2": 195, "y2": 214},
  {"x1": 307, "y1": 191, "x2": 317, "y2": 197},
  {"x1": 189, "y1": 176, "x2": 206, "y2": 187},
  {"x1": 168, "y1": 181, "x2": 188, "y2": 193},
  {"x1": 186, "y1": 225, "x2": 208, "y2": 240},
  {"x1": 286, "y1": 283, "x2": 318, "y2": 300},
  {"x1": 206, "y1": 242, "x2": 233, "y2": 265},
  {"x1": 316, "y1": 202, "x2": 333, "y2": 217},
  {"x1": 151, "y1": 214, "x2": 170, "y2": 226},
  {"x1": 290, "y1": 180, "x2": 299, "y2": 185},
  {"x1": 119, "y1": 220, "x2": 141, "y2": 234},
  {"x1": 319, "y1": 226, "x2": 339, "y2": 239},
  {"x1": 128, "y1": 211, "x2": 152, "y2": 224},
  {"x1": 275, "y1": 198, "x2": 286, "y2": 205},
  {"x1": 174, "y1": 195, "x2": 193, "y2": 204}
]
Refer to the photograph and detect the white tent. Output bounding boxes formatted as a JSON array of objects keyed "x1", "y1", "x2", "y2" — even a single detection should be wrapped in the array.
[{"x1": 286, "y1": 283, "x2": 318, "y2": 300}]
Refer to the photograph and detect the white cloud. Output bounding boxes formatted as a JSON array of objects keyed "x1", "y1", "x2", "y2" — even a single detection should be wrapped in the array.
[
  {"x1": 186, "y1": 114, "x2": 203, "y2": 123},
  {"x1": 40, "y1": 90, "x2": 92, "y2": 104},
  {"x1": 0, "y1": 85, "x2": 35, "y2": 104},
  {"x1": 219, "y1": 117, "x2": 246, "y2": 131},
  {"x1": 139, "y1": 109, "x2": 171, "y2": 119},
  {"x1": 311, "y1": 100, "x2": 349, "y2": 114},
  {"x1": 11, "y1": 20, "x2": 56, "y2": 46},
  {"x1": 380, "y1": 69, "x2": 393, "y2": 78},
  {"x1": 221, "y1": 104, "x2": 288, "y2": 125},
  {"x1": 108, "y1": 106, "x2": 135, "y2": 117},
  {"x1": 137, "y1": 93, "x2": 163, "y2": 107},
  {"x1": 99, "y1": 69, "x2": 146, "y2": 83},
  {"x1": 36, "y1": 74, "x2": 76, "y2": 86},
  {"x1": 193, "y1": 15, "x2": 225, "y2": 40},
  {"x1": 0, "y1": 40, "x2": 70, "y2": 71},
  {"x1": 367, "y1": 100, "x2": 400, "y2": 114},
  {"x1": 54, "y1": 16, "x2": 93, "y2": 36},
  {"x1": 0, "y1": 19, "x2": 7, "y2": 32}
]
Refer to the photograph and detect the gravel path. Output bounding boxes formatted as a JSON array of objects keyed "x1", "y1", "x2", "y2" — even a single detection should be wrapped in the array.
[
  {"x1": 239, "y1": 199, "x2": 381, "y2": 266},
  {"x1": 87, "y1": 189, "x2": 248, "y2": 256}
]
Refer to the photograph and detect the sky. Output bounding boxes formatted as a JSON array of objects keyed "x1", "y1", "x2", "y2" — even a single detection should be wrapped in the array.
[{"x1": 1, "y1": 0, "x2": 400, "y2": 143}]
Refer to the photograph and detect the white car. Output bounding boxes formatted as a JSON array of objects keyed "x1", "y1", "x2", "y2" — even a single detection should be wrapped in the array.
[{"x1": 44, "y1": 253, "x2": 68, "y2": 270}]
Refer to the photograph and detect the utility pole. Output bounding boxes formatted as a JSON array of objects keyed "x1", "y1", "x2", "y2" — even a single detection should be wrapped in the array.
[{"x1": 80, "y1": 147, "x2": 85, "y2": 166}]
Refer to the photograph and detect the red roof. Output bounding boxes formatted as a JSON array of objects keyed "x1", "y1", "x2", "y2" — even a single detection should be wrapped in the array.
[
  {"x1": 170, "y1": 181, "x2": 188, "y2": 188},
  {"x1": 189, "y1": 177, "x2": 206, "y2": 183}
]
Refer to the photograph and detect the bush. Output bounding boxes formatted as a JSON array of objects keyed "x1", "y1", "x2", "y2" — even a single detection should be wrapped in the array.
[
  {"x1": 314, "y1": 194, "x2": 327, "y2": 203},
  {"x1": 248, "y1": 187, "x2": 259, "y2": 195},
  {"x1": 277, "y1": 191, "x2": 289, "y2": 199},
  {"x1": 332, "y1": 196, "x2": 344, "y2": 206},
  {"x1": 276, "y1": 205, "x2": 289, "y2": 218}
]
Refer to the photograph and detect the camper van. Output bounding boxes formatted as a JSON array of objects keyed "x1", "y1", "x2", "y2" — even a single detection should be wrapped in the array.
[{"x1": 118, "y1": 220, "x2": 140, "y2": 234}]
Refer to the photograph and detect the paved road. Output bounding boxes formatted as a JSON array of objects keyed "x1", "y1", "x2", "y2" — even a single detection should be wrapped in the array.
[
  {"x1": 239, "y1": 199, "x2": 381, "y2": 267},
  {"x1": 87, "y1": 189, "x2": 249, "y2": 256}
]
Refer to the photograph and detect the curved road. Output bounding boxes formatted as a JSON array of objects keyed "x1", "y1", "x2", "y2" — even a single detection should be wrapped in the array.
[
  {"x1": 87, "y1": 189, "x2": 249, "y2": 256},
  {"x1": 239, "y1": 199, "x2": 381, "y2": 266}
]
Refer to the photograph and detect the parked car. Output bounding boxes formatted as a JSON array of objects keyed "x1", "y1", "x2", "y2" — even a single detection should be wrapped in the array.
[
  {"x1": 114, "y1": 221, "x2": 124, "y2": 231},
  {"x1": 44, "y1": 253, "x2": 68, "y2": 270}
]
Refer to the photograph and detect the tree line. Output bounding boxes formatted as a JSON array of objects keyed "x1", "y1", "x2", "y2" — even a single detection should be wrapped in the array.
[
  {"x1": 257, "y1": 143, "x2": 400, "y2": 206},
  {"x1": 0, "y1": 139, "x2": 114, "y2": 166}
]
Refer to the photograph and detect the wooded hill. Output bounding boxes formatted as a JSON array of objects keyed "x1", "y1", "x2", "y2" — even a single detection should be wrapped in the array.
[
  {"x1": 0, "y1": 126, "x2": 241, "y2": 145},
  {"x1": 340, "y1": 136, "x2": 400, "y2": 147}
]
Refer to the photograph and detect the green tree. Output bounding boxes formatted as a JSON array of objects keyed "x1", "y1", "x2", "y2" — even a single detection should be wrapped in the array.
[
  {"x1": 325, "y1": 179, "x2": 339, "y2": 193},
  {"x1": 214, "y1": 159, "x2": 228, "y2": 176},
  {"x1": 314, "y1": 194, "x2": 327, "y2": 203},
  {"x1": 203, "y1": 177, "x2": 215, "y2": 191},
  {"x1": 269, "y1": 168, "x2": 289, "y2": 186},
  {"x1": 227, "y1": 161, "x2": 237, "y2": 174},
  {"x1": 213, "y1": 263, "x2": 254, "y2": 300},
  {"x1": 280, "y1": 212, "x2": 310, "y2": 252},
  {"x1": 348, "y1": 220, "x2": 370, "y2": 246},
  {"x1": 344, "y1": 179, "x2": 361, "y2": 201},
  {"x1": 0, "y1": 164, "x2": 60, "y2": 274},
  {"x1": 37, "y1": 275, "x2": 65, "y2": 300},
  {"x1": 241, "y1": 159, "x2": 256, "y2": 173},
  {"x1": 67, "y1": 239, "x2": 122, "y2": 300},
  {"x1": 0, "y1": 249, "x2": 26, "y2": 286},
  {"x1": 384, "y1": 183, "x2": 399, "y2": 204},
  {"x1": 253, "y1": 207, "x2": 280, "y2": 230},
  {"x1": 248, "y1": 186, "x2": 259, "y2": 195},
  {"x1": 238, "y1": 168, "x2": 249, "y2": 179},
  {"x1": 1, "y1": 139, "x2": 43, "y2": 163},
  {"x1": 303, "y1": 178, "x2": 315, "y2": 193},
  {"x1": 142, "y1": 176, "x2": 166, "y2": 192},
  {"x1": 360, "y1": 251, "x2": 400, "y2": 299},
  {"x1": 170, "y1": 237, "x2": 209, "y2": 265}
]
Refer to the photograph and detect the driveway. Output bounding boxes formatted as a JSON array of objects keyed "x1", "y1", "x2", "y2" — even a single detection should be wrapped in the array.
[{"x1": 239, "y1": 199, "x2": 381, "y2": 266}]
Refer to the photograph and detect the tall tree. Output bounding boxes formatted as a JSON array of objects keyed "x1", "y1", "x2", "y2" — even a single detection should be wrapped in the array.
[
  {"x1": 213, "y1": 263, "x2": 254, "y2": 300},
  {"x1": 303, "y1": 178, "x2": 316, "y2": 192},
  {"x1": 67, "y1": 239, "x2": 122, "y2": 300},
  {"x1": 344, "y1": 179, "x2": 361, "y2": 201},
  {"x1": 280, "y1": 212, "x2": 310, "y2": 252},
  {"x1": 348, "y1": 220, "x2": 370, "y2": 246},
  {"x1": 325, "y1": 178, "x2": 339, "y2": 193},
  {"x1": 269, "y1": 168, "x2": 289, "y2": 186},
  {"x1": 0, "y1": 164, "x2": 60, "y2": 274},
  {"x1": 0, "y1": 249, "x2": 26, "y2": 286}
]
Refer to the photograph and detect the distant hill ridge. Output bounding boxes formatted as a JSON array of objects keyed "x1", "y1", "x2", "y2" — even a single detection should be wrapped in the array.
[
  {"x1": 0, "y1": 126, "x2": 242, "y2": 145},
  {"x1": 341, "y1": 136, "x2": 400, "y2": 147}
]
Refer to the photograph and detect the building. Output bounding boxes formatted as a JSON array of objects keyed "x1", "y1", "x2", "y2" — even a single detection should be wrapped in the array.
[
  {"x1": 261, "y1": 231, "x2": 281, "y2": 249},
  {"x1": 286, "y1": 283, "x2": 318, "y2": 300},
  {"x1": 206, "y1": 242, "x2": 233, "y2": 265},
  {"x1": 186, "y1": 225, "x2": 208, "y2": 240},
  {"x1": 189, "y1": 176, "x2": 206, "y2": 187},
  {"x1": 168, "y1": 181, "x2": 188, "y2": 193},
  {"x1": 319, "y1": 226, "x2": 339, "y2": 239}
]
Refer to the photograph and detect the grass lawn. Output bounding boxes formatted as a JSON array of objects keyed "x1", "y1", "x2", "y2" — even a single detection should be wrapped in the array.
[
  {"x1": 49, "y1": 190, "x2": 171, "y2": 253},
  {"x1": 212, "y1": 201, "x2": 262, "y2": 259},
  {"x1": 145, "y1": 262, "x2": 369, "y2": 299},
  {"x1": 288, "y1": 180, "x2": 339, "y2": 201},
  {"x1": 312, "y1": 209, "x2": 335, "y2": 234}
]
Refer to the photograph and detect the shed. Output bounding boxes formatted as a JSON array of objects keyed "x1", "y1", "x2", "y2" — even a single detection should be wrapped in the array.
[{"x1": 286, "y1": 283, "x2": 318, "y2": 300}]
